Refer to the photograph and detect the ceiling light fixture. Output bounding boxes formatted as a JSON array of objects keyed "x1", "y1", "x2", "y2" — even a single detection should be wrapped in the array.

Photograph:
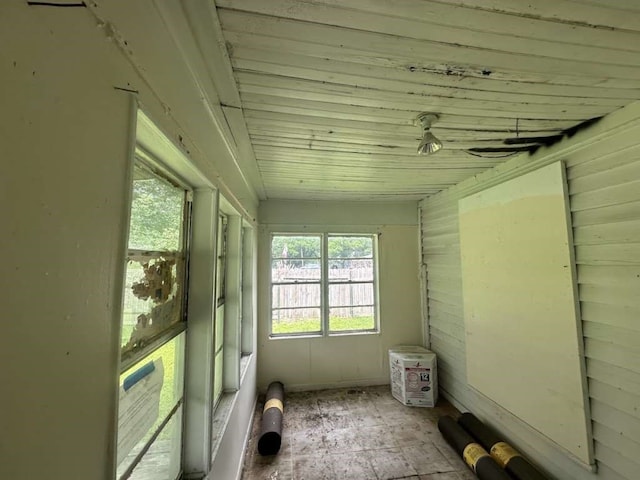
[{"x1": 416, "y1": 113, "x2": 443, "y2": 155}]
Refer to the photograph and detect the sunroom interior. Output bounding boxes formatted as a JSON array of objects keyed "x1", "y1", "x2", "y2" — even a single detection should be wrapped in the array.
[{"x1": 2, "y1": 1, "x2": 639, "y2": 480}]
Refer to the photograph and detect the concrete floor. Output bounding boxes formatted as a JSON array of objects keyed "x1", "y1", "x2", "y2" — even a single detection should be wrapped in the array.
[{"x1": 241, "y1": 385, "x2": 477, "y2": 480}]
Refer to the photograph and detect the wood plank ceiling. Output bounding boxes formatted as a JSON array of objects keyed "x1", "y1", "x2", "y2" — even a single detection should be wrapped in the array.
[{"x1": 213, "y1": 0, "x2": 640, "y2": 201}]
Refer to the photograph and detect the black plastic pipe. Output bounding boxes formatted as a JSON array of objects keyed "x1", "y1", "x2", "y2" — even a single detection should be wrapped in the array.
[
  {"x1": 257, "y1": 381, "x2": 285, "y2": 456},
  {"x1": 438, "y1": 416, "x2": 512, "y2": 480},
  {"x1": 458, "y1": 412, "x2": 548, "y2": 480}
]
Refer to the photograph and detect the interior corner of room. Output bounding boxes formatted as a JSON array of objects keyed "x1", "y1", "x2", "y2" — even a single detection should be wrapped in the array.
[{"x1": 2, "y1": 1, "x2": 639, "y2": 479}]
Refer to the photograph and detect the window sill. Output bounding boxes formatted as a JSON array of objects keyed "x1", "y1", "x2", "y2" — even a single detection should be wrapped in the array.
[
  {"x1": 329, "y1": 329, "x2": 380, "y2": 337},
  {"x1": 269, "y1": 330, "x2": 380, "y2": 340},
  {"x1": 210, "y1": 353, "x2": 254, "y2": 464},
  {"x1": 210, "y1": 393, "x2": 235, "y2": 464},
  {"x1": 269, "y1": 333, "x2": 323, "y2": 340}
]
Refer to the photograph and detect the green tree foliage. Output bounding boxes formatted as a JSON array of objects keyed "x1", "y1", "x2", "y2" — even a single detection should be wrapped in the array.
[
  {"x1": 271, "y1": 235, "x2": 321, "y2": 259},
  {"x1": 271, "y1": 235, "x2": 373, "y2": 260},
  {"x1": 271, "y1": 234, "x2": 373, "y2": 269},
  {"x1": 128, "y1": 176, "x2": 184, "y2": 251},
  {"x1": 328, "y1": 235, "x2": 372, "y2": 259}
]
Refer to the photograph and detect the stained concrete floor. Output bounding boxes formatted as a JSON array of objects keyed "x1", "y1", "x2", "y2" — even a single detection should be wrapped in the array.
[{"x1": 241, "y1": 385, "x2": 476, "y2": 480}]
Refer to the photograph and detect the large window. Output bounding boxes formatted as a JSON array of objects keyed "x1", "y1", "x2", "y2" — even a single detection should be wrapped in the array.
[
  {"x1": 120, "y1": 163, "x2": 189, "y2": 358},
  {"x1": 270, "y1": 233, "x2": 378, "y2": 337},
  {"x1": 126, "y1": 111, "x2": 257, "y2": 477},
  {"x1": 116, "y1": 160, "x2": 190, "y2": 480}
]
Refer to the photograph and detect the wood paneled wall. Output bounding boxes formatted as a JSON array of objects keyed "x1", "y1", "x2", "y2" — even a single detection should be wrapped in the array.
[{"x1": 420, "y1": 101, "x2": 640, "y2": 480}]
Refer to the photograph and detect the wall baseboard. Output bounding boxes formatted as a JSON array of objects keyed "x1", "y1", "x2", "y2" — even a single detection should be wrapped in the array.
[{"x1": 269, "y1": 378, "x2": 390, "y2": 393}]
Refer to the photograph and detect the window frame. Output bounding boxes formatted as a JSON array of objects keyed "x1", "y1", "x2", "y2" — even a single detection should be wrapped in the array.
[
  {"x1": 269, "y1": 231, "x2": 380, "y2": 338},
  {"x1": 213, "y1": 212, "x2": 228, "y2": 409},
  {"x1": 120, "y1": 158, "x2": 193, "y2": 372},
  {"x1": 325, "y1": 233, "x2": 379, "y2": 334},
  {"x1": 130, "y1": 109, "x2": 258, "y2": 478},
  {"x1": 116, "y1": 155, "x2": 192, "y2": 480}
]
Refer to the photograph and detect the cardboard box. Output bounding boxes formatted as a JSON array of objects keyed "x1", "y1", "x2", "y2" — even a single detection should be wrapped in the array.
[{"x1": 389, "y1": 346, "x2": 438, "y2": 407}]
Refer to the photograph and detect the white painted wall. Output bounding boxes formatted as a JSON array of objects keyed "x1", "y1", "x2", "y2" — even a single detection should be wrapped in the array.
[
  {"x1": 420, "y1": 101, "x2": 640, "y2": 480},
  {"x1": 0, "y1": 2, "x2": 257, "y2": 479},
  {"x1": 257, "y1": 200, "x2": 423, "y2": 391}
]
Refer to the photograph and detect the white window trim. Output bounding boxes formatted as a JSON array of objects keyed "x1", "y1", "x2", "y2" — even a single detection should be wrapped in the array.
[
  {"x1": 222, "y1": 215, "x2": 243, "y2": 392},
  {"x1": 119, "y1": 156, "x2": 192, "y2": 372},
  {"x1": 133, "y1": 109, "x2": 257, "y2": 480},
  {"x1": 268, "y1": 230, "x2": 380, "y2": 339}
]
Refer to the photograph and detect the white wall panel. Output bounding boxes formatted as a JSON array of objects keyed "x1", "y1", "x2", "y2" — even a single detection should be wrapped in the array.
[
  {"x1": 458, "y1": 162, "x2": 592, "y2": 465},
  {"x1": 257, "y1": 200, "x2": 422, "y2": 391},
  {"x1": 0, "y1": 3, "x2": 258, "y2": 479},
  {"x1": 420, "y1": 100, "x2": 640, "y2": 479}
]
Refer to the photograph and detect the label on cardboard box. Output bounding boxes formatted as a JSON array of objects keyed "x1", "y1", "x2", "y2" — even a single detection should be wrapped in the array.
[{"x1": 404, "y1": 367, "x2": 431, "y2": 398}]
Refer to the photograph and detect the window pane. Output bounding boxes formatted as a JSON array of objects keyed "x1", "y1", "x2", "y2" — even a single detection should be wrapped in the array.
[
  {"x1": 121, "y1": 253, "x2": 185, "y2": 352},
  {"x1": 123, "y1": 405, "x2": 183, "y2": 480},
  {"x1": 270, "y1": 233, "x2": 377, "y2": 337},
  {"x1": 271, "y1": 308, "x2": 321, "y2": 335},
  {"x1": 128, "y1": 167, "x2": 184, "y2": 252},
  {"x1": 328, "y1": 235, "x2": 373, "y2": 259},
  {"x1": 213, "y1": 350, "x2": 223, "y2": 407},
  {"x1": 329, "y1": 306, "x2": 375, "y2": 332},
  {"x1": 213, "y1": 304, "x2": 223, "y2": 408},
  {"x1": 271, "y1": 235, "x2": 321, "y2": 259},
  {"x1": 216, "y1": 215, "x2": 227, "y2": 302},
  {"x1": 122, "y1": 165, "x2": 187, "y2": 355},
  {"x1": 329, "y1": 282, "x2": 374, "y2": 307},
  {"x1": 272, "y1": 259, "x2": 321, "y2": 282},
  {"x1": 117, "y1": 334, "x2": 185, "y2": 476},
  {"x1": 272, "y1": 283, "x2": 321, "y2": 309},
  {"x1": 215, "y1": 304, "x2": 225, "y2": 352},
  {"x1": 328, "y1": 259, "x2": 373, "y2": 281}
]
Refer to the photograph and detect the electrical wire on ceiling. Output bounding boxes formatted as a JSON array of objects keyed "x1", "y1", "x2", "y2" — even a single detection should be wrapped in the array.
[
  {"x1": 464, "y1": 118, "x2": 541, "y2": 158},
  {"x1": 464, "y1": 150, "x2": 522, "y2": 159},
  {"x1": 463, "y1": 117, "x2": 527, "y2": 158}
]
